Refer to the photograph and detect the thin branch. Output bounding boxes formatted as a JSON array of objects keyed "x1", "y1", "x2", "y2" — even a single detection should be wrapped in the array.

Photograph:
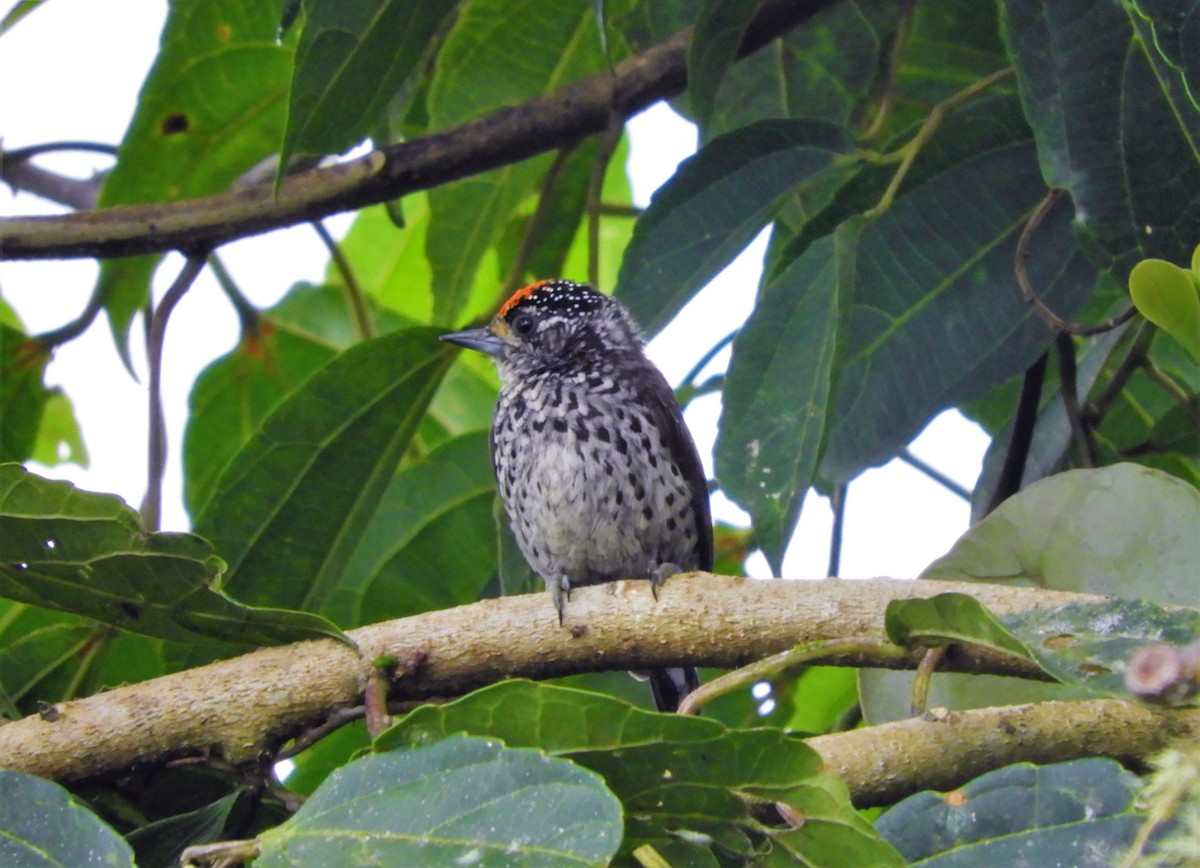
[
  {"x1": 1055, "y1": 331, "x2": 1096, "y2": 467},
  {"x1": 207, "y1": 254, "x2": 259, "y2": 335},
  {"x1": 587, "y1": 119, "x2": 623, "y2": 288},
  {"x1": 984, "y1": 351, "x2": 1048, "y2": 515},
  {"x1": 861, "y1": 0, "x2": 918, "y2": 141},
  {"x1": 1087, "y1": 320, "x2": 1156, "y2": 427},
  {"x1": 827, "y1": 483, "x2": 846, "y2": 577},
  {"x1": 898, "y1": 448, "x2": 972, "y2": 501},
  {"x1": 32, "y1": 285, "x2": 107, "y2": 349},
  {"x1": 1015, "y1": 189, "x2": 1137, "y2": 336},
  {"x1": 500, "y1": 145, "x2": 576, "y2": 297},
  {"x1": 0, "y1": 141, "x2": 115, "y2": 210},
  {"x1": 0, "y1": 0, "x2": 839, "y2": 262},
  {"x1": 910, "y1": 646, "x2": 947, "y2": 716},
  {"x1": 3, "y1": 141, "x2": 119, "y2": 161},
  {"x1": 312, "y1": 220, "x2": 372, "y2": 340},
  {"x1": 141, "y1": 253, "x2": 208, "y2": 531},
  {"x1": 1142, "y1": 356, "x2": 1200, "y2": 431}
]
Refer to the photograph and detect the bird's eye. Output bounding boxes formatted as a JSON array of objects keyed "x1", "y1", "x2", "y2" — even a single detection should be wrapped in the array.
[{"x1": 511, "y1": 314, "x2": 536, "y2": 337}]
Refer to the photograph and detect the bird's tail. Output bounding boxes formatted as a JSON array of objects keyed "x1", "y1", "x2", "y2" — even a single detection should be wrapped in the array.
[{"x1": 648, "y1": 666, "x2": 700, "y2": 712}]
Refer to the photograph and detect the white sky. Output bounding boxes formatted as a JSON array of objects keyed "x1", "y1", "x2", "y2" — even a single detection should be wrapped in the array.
[{"x1": 0, "y1": 0, "x2": 989, "y2": 580}]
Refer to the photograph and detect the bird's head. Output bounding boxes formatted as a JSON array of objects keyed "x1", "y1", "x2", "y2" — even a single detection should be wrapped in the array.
[{"x1": 440, "y1": 280, "x2": 643, "y2": 378}]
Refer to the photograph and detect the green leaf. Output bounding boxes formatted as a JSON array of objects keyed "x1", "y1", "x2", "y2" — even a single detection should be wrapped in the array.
[
  {"x1": 183, "y1": 283, "x2": 405, "y2": 519},
  {"x1": 378, "y1": 680, "x2": 902, "y2": 865},
  {"x1": 194, "y1": 329, "x2": 453, "y2": 613},
  {"x1": 0, "y1": 325, "x2": 49, "y2": 464},
  {"x1": 1004, "y1": 598, "x2": 1200, "y2": 699},
  {"x1": 0, "y1": 465, "x2": 345, "y2": 646},
  {"x1": 334, "y1": 432, "x2": 496, "y2": 626},
  {"x1": 687, "y1": 0, "x2": 761, "y2": 131},
  {"x1": 884, "y1": 593, "x2": 1033, "y2": 660},
  {"x1": 0, "y1": 618, "x2": 99, "y2": 713},
  {"x1": 329, "y1": 199, "x2": 434, "y2": 321},
  {"x1": 0, "y1": 768, "x2": 135, "y2": 866},
  {"x1": 615, "y1": 118, "x2": 857, "y2": 337},
  {"x1": 715, "y1": 219, "x2": 861, "y2": 572},
  {"x1": 1003, "y1": 0, "x2": 1200, "y2": 277},
  {"x1": 817, "y1": 96, "x2": 1096, "y2": 483},
  {"x1": 1129, "y1": 257, "x2": 1200, "y2": 361},
  {"x1": 94, "y1": 0, "x2": 295, "y2": 363},
  {"x1": 281, "y1": 0, "x2": 458, "y2": 165},
  {"x1": 923, "y1": 464, "x2": 1200, "y2": 605},
  {"x1": 257, "y1": 734, "x2": 623, "y2": 867},
  {"x1": 126, "y1": 790, "x2": 249, "y2": 868},
  {"x1": 425, "y1": 0, "x2": 607, "y2": 323},
  {"x1": 876, "y1": 759, "x2": 1143, "y2": 865},
  {"x1": 29, "y1": 390, "x2": 88, "y2": 468}
]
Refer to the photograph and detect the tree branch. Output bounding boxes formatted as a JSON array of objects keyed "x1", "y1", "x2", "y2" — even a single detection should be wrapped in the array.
[
  {"x1": 0, "y1": 575, "x2": 1119, "y2": 784},
  {"x1": 0, "y1": 0, "x2": 837, "y2": 262},
  {"x1": 811, "y1": 698, "x2": 1200, "y2": 807}
]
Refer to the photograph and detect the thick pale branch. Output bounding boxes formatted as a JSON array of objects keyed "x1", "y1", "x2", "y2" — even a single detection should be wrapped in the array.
[
  {"x1": 0, "y1": 0, "x2": 837, "y2": 261},
  {"x1": 811, "y1": 698, "x2": 1200, "y2": 807},
  {"x1": 0, "y1": 575, "x2": 1114, "y2": 783}
]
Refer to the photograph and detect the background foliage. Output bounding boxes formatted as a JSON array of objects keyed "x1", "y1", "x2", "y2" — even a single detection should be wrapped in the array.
[{"x1": 1, "y1": 0, "x2": 1199, "y2": 864}]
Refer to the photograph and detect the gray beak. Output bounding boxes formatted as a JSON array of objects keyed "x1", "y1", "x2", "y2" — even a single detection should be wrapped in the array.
[{"x1": 439, "y1": 326, "x2": 506, "y2": 358}]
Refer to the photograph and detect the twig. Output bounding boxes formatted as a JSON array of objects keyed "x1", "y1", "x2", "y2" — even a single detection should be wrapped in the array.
[
  {"x1": 206, "y1": 254, "x2": 259, "y2": 334},
  {"x1": 678, "y1": 636, "x2": 910, "y2": 716},
  {"x1": 898, "y1": 448, "x2": 972, "y2": 501},
  {"x1": 1015, "y1": 189, "x2": 1137, "y2": 335},
  {"x1": 827, "y1": 483, "x2": 846, "y2": 577},
  {"x1": 1086, "y1": 320, "x2": 1155, "y2": 427},
  {"x1": 1142, "y1": 356, "x2": 1200, "y2": 430},
  {"x1": 3, "y1": 141, "x2": 119, "y2": 161},
  {"x1": 141, "y1": 253, "x2": 208, "y2": 530},
  {"x1": 500, "y1": 145, "x2": 576, "y2": 297},
  {"x1": 861, "y1": 0, "x2": 917, "y2": 141},
  {"x1": 32, "y1": 286, "x2": 107, "y2": 349},
  {"x1": 910, "y1": 646, "x2": 946, "y2": 716},
  {"x1": 1055, "y1": 331, "x2": 1095, "y2": 467},
  {"x1": 862, "y1": 66, "x2": 1014, "y2": 218},
  {"x1": 587, "y1": 119, "x2": 624, "y2": 288},
  {"x1": 312, "y1": 220, "x2": 372, "y2": 340},
  {"x1": 983, "y1": 351, "x2": 1048, "y2": 515}
]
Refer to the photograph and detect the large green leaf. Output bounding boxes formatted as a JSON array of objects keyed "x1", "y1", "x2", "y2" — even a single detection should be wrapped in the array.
[
  {"x1": 334, "y1": 431, "x2": 496, "y2": 626},
  {"x1": 281, "y1": 0, "x2": 459, "y2": 165},
  {"x1": 257, "y1": 734, "x2": 623, "y2": 867},
  {"x1": 194, "y1": 329, "x2": 453, "y2": 613},
  {"x1": 876, "y1": 759, "x2": 1144, "y2": 866},
  {"x1": 1003, "y1": 0, "x2": 1200, "y2": 277},
  {"x1": 923, "y1": 463, "x2": 1200, "y2": 604},
  {"x1": 0, "y1": 769, "x2": 135, "y2": 866},
  {"x1": 94, "y1": 0, "x2": 296, "y2": 363},
  {"x1": 379, "y1": 680, "x2": 903, "y2": 865},
  {"x1": 817, "y1": 97, "x2": 1096, "y2": 483},
  {"x1": 715, "y1": 219, "x2": 861, "y2": 572},
  {"x1": 615, "y1": 118, "x2": 857, "y2": 337},
  {"x1": 687, "y1": 0, "x2": 761, "y2": 132},
  {"x1": 0, "y1": 465, "x2": 343, "y2": 645},
  {"x1": 425, "y1": 0, "x2": 608, "y2": 323}
]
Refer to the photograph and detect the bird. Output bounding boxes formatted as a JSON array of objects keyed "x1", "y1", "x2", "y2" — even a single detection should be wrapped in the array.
[{"x1": 439, "y1": 279, "x2": 712, "y2": 711}]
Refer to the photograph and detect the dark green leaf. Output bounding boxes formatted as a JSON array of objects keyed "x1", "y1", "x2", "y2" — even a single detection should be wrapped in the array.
[
  {"x1": 1003, "y1": 0, "x2": 1200, "y2": 277},
  {"x1": 335, "y1": 432, "x2": 495, "y2": 626},
  {"x1": 818, "y1": 97, "x2": 1096, "y2": 483},
  {"x1": 616, "y1": 118, "x2": 857, "y2": 337},
  {"x1": 194, "y1": 329, "x2": 453, "y2": 613},
  {"x1": 0, "y1": 618, "x2": 99, "y2": 713},
  {"x1": 688, "y1": 0, "x2": 760, "y2": 131},
  {"x1": 378, "y1": 680, "x2": 902, "y2": 864},
  {"x1": 924, "y1": 464, "x2": 1200, "y2": 605},
  {"x1": 877, "y1": 759, "x2": 1142, "y2": 866},
  {"x1": 94, "y1": 0, "x2": 295, "y2": 362},
  {"x1": 257, "y1": 734, "x2": 623, "y2": 867},
  {"x1": 884, "y1": 593, "x2": 1033, "y2": 660},
  {"x1": 127, "y1": 790, "x2": 249, "y2": 868},
  {"x1": 0, "y1": 325, "x2": 49, "y2": 464},
  {"x1": 716, "y1": 219, "x2": 861, "y2": 571},
  {"x1": 0, "y1": 465, "x2": 344, "y2": 645},
  {"x1": 281, "y1": 0, "x2": 458, "y2": 165},
  {"x1": 0, "y1": 768, "x2": 134, "y2": 866}
]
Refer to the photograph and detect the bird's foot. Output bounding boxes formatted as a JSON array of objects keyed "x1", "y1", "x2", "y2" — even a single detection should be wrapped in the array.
[
  {"x1": 650, "y1": 562, "x2": 683, "y2": 600},
  {"x1": 550, "y1": 576, "x2": 571, "y2": 625}
]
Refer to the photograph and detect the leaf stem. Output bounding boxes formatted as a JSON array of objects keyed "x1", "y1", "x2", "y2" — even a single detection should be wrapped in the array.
[{"x1": 313, "y1": 220, "x2": 372, "y2": 340}]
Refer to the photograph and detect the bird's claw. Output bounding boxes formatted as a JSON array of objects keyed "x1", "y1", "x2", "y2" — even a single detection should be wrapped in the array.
[{"x1": 650, "y1": 562, "x2": 683, "y2": 600}]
